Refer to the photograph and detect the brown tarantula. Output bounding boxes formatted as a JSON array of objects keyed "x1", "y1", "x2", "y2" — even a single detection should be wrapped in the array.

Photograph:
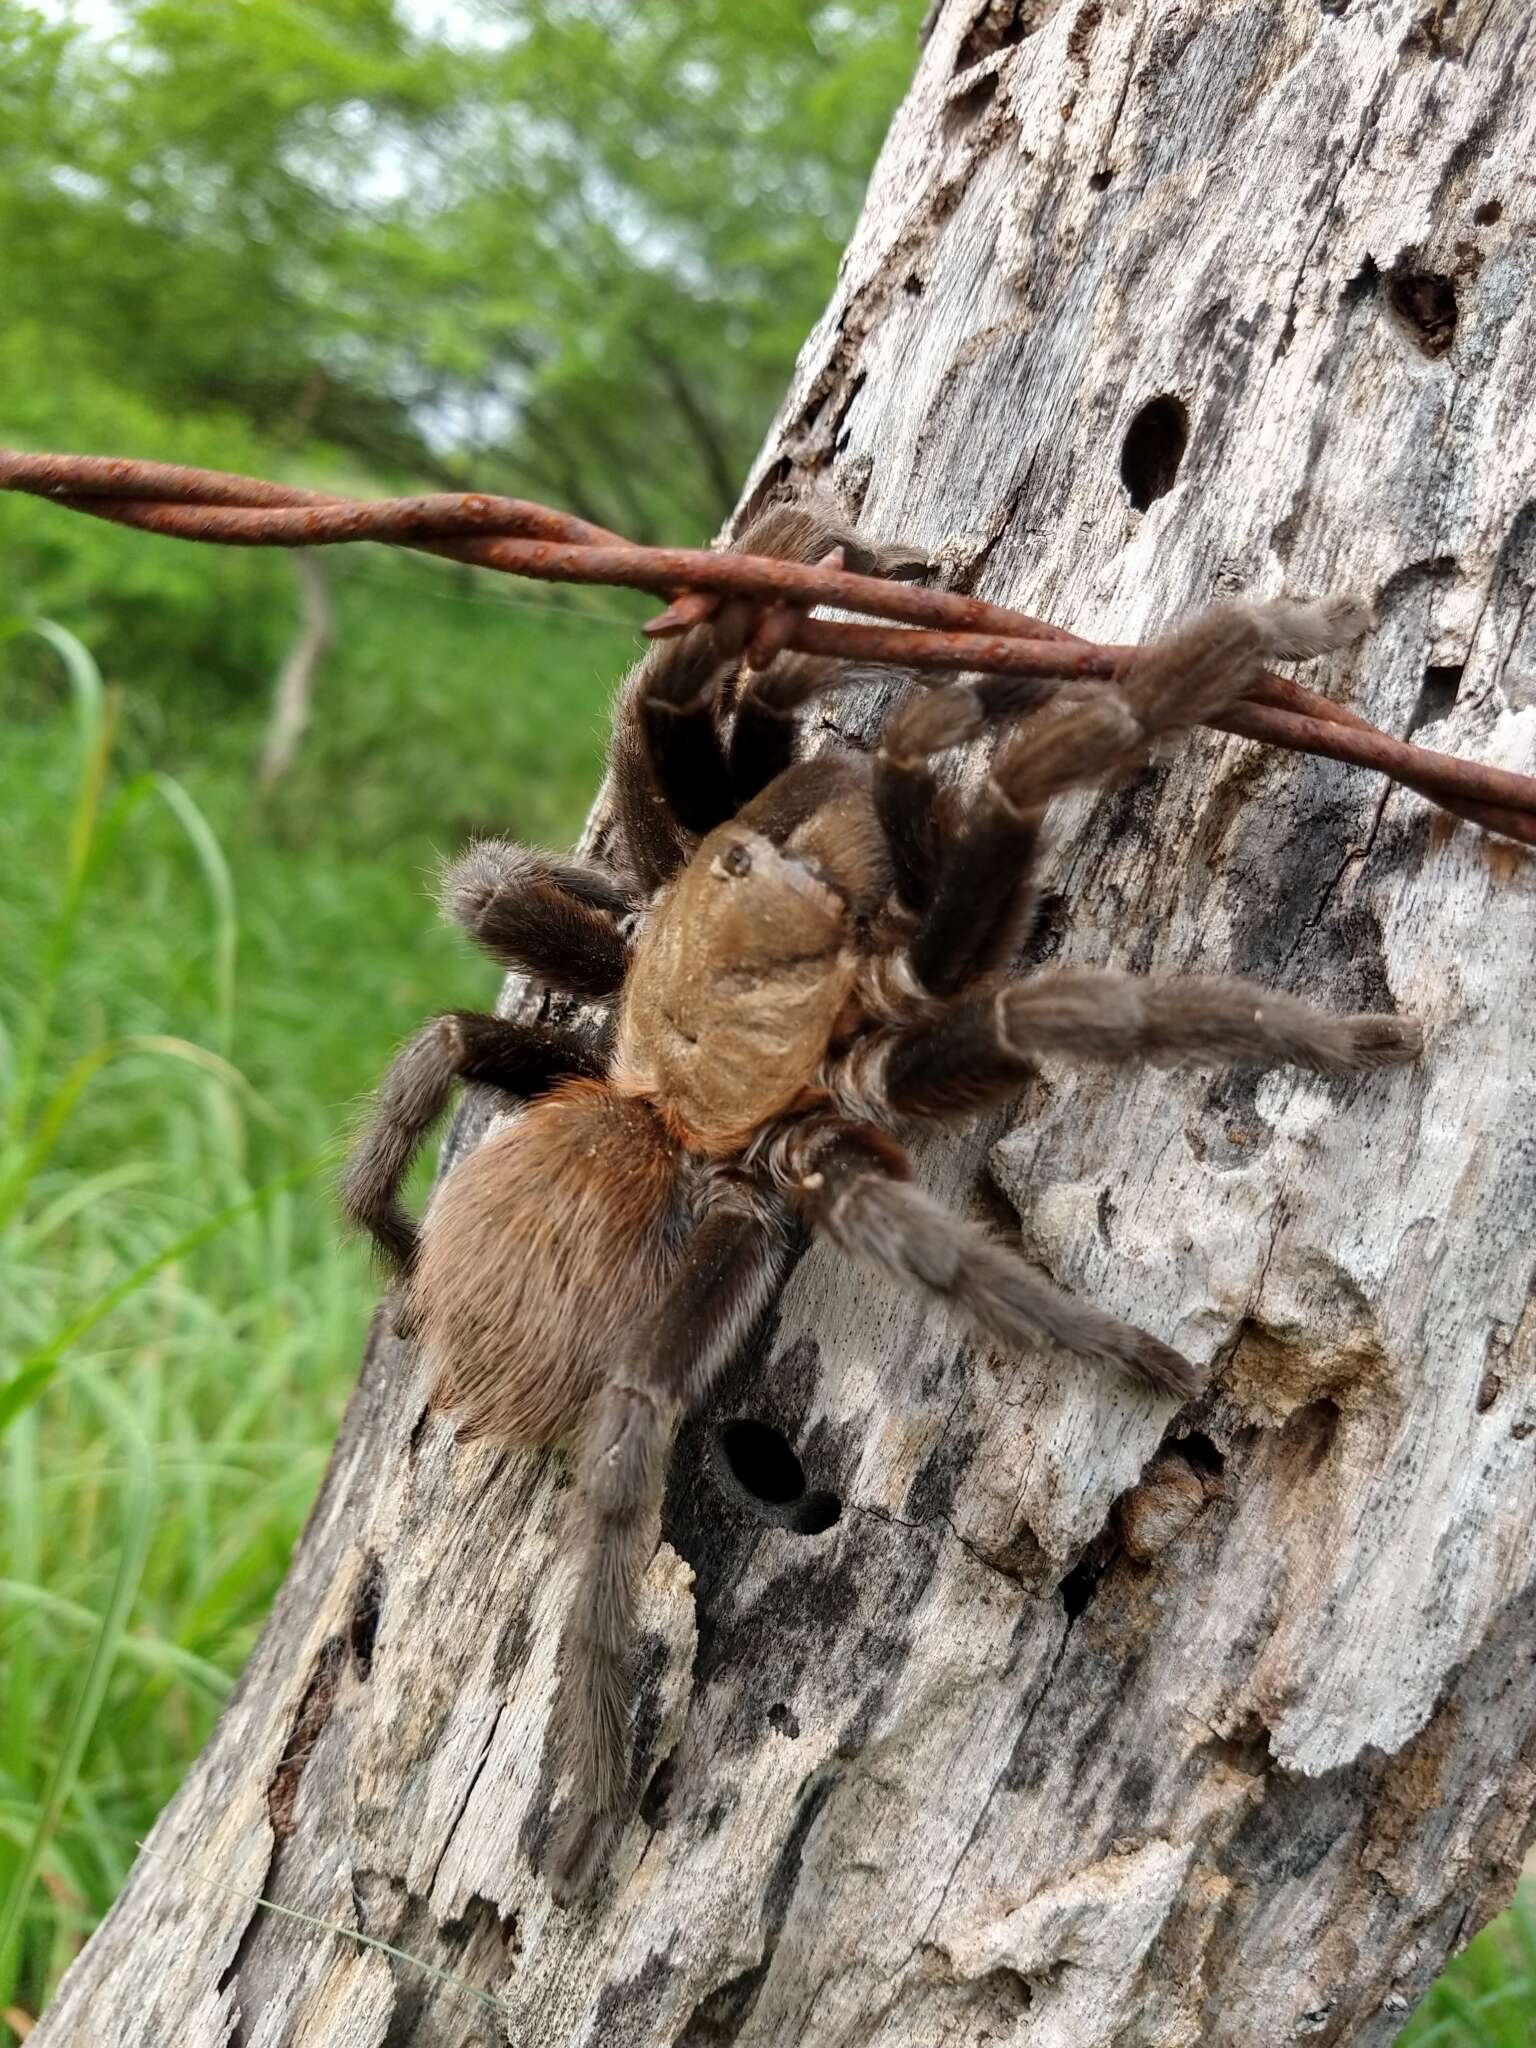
[{"x1": 341, "y1": 497, "x2": 1420, "y2": 1901}]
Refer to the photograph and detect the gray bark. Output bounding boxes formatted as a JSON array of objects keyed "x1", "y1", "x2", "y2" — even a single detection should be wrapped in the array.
[{"x1": 33, "y1": 2, "x2": 1536, "y2": 2043}]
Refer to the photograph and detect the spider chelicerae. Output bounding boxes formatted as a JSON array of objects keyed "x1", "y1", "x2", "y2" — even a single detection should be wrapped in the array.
[{"x1": 341, "y1": 494, "x2": 1421, "y2": 1900}]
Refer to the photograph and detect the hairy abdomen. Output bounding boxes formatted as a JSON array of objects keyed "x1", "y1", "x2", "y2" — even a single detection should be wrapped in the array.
[{"x1": 409, "y1": 1081, "x2": 679, "y2": 1444}]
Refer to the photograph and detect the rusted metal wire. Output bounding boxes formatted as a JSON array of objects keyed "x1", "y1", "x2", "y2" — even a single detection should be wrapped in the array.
[{"x1": 3, "y1": 446, "x2": 1533, "y2": 847}]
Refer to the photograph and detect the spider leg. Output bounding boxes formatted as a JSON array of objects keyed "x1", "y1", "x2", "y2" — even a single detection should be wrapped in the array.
[
  {"x1": 544, "y1": 1178, "x2": 789, "y2": 1904},
  {"x1": 726, "y1": 495, "x2": 928, "y2": 804},
  {"x1": 340, "y1": 1011, "x2": 604, "y2": 1276},
  {"x1": 876, "y1": 674, "x2": 1059, "y2": 915},
  {"x1": 612, "y1": 631, "x2": 741, "y2": 872},
  {"x1": 772, "y1": 1116, "x2": 1198, "y2": 1399},
  {"x1": 830, "y1": 971, "x2": 1420, "y2": 1123},
  {"x1": 610, "y1": 494, "x2": 927, "y2": 885},
  {"x1": 987, "y1": 969, "x2": 1422, "y2": 1074},
  {"x1": 439, "y1": 840, "x2": 634, "y2": 1000},
  {"x1": 865, "y1": 669, "x2": 1088, "y2": 986},
  {"x1": 903, "y1": 594, "x2": 1370, "y2": 997},
  {"x1": 729, "y1": 651, "x2": 841, "y2": 802}
]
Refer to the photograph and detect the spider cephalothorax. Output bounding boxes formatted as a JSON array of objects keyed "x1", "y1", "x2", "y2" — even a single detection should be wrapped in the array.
[{"x1": 341, "y1": 495, "x2": 1421, "y2": 1900}]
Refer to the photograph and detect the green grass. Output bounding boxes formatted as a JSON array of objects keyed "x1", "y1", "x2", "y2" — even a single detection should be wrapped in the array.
[
  {"x1": 1396, "y1": 1887, "x2": 1536, "y2": 2046},
  {"x1": 0, "y1": 599, "x2": 1530, "y2": 2043},
  {"x1": 0, "y1": 576, "x2": 616, "y2": 2032}
]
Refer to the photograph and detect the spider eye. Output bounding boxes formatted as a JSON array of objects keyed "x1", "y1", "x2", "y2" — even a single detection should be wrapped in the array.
[{"x1": 722, "y1": 843, "x2": 753, "y2": 877}]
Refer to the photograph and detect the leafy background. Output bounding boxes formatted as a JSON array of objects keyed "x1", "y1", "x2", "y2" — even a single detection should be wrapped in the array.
[{"x1": 0, "y1": 2, "x2": 1526, "y2": 2038}]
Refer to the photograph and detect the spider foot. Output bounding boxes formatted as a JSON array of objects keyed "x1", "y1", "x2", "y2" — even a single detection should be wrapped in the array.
[
  {"x1": 544, "y1": 1801, "x2": 622, "y2": 1907},
  {"x1": 437, "y1": 837, "x2": 530, "y2": 928},
  {"x1": 1118, "y1": 1330, "x2": 1206, "y2": 1402},
  {"x1": 388, "y1": 1275, "x2": 425, "y2": 1342},
  {"x1": 1252, "y1": 593, "x2": 1373, "y2": 661},
  {"x1": 1324, "y1": 1013, "x2": 1424, "y2": 1071}
]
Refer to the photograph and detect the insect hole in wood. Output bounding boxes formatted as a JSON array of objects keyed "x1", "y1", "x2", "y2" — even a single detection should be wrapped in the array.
[{"x1": 340, "y1": 490, "x2": 1422, "y2": 1901}]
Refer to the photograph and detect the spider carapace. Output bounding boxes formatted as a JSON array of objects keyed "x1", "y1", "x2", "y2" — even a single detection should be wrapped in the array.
[{"x1": 341, "y1": 493, "x2": 1421, "y2": 1900}]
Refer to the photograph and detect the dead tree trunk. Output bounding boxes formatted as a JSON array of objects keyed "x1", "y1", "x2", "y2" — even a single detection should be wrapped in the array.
[{"x1": 34, "y1": 4, "x2": 1536, "y2": 2043}]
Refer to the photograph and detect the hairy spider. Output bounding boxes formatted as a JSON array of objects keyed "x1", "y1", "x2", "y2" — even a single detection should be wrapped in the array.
[{"x1": 341, "y1": 495, "x2": 1421, "y2": 1901}]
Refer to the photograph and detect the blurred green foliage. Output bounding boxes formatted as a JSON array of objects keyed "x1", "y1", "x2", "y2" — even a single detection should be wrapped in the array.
[
  {"x1": 0, "y1": 2, "x2": 1527, "y2": 2040},
  {"x1": 1, "y1": 0, "x2": 921, "y2": 748},
  {"x1": 1396, "y1": 1887, "x2": 1536, "y2": 2048},
  {"x1": 3, "y1": 0, "x2": 916, "y2": 551}
]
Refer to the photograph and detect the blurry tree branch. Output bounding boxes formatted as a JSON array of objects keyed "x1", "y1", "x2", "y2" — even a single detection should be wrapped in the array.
[
  {"x1": 257, "y1": 552, "x2": 335, "y2": 791},
  {"x1": 633, "y1": 328, "x2": 744, "y2": 526}
]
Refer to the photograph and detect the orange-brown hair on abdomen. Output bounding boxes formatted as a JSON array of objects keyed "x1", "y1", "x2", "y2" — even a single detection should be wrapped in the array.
[{"x1": 410, "y1": 1080, "x2": 682, "y2": 1445}]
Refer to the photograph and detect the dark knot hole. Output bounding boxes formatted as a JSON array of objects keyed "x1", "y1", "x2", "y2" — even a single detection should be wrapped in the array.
[
  {"x1": 1120, "y1": 394, "x2": 1189, "y2": 510},
  {"x1": 715, "y1": 1419, "x2": 841, "y2": 1536}
]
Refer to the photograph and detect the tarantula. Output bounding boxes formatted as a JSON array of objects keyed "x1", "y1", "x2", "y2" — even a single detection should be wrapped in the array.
[{"x1": 341, "y1": 496, "x2": 1420, "y2": 1901}]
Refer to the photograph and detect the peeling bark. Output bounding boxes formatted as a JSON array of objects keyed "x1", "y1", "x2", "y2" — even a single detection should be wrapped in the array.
[{"x1": 32, "y1": 3, "x2": 1536, "y2": 2043}]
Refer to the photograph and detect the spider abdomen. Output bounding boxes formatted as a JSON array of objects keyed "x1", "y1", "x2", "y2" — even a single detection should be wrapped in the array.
[{"x1": 409, "y1": 1080, "x2": 681, "y2": 1445}]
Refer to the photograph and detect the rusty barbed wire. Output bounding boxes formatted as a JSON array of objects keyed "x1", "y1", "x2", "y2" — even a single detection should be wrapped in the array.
[{"x1": 2, "y1": 446, "x2": 1533, "y2": 846}]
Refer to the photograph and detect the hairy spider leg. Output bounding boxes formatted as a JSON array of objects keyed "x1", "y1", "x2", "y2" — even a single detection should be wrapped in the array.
[
  {"x1": 543, "y1": 1178, "x2": 790, "y2": 1903},
  {"x1": 616, "y1": 630, "x2": 741, "y2": 869},
  {"x1": 340, "y1": 1011, "x2": 605, "y2": 1274},
  {"x1": 905, "y1": 596, "x2": 1369, "y2": 998},
  {"x1": 728, "y1": 650, "x2": 841, "y2": 803},
  {"x1": 610, "y1": 496, "x2": 927, "y2": 888},
  {"x1": 874, "y1": 673, "x2": 1062, "y2": 916},
  {"x1": 727, "y1": 505, "x2": 930, "y2": 805},
  {"x1": 774, "y1": 1116, "x2": 1196, "y2": 1397},
  {"x1": 438, "y1": 840, "x2": 635, "y2": 1000},
  {"x1": 829, "y1": 970, "x2": 1422, "y2": 1126}
]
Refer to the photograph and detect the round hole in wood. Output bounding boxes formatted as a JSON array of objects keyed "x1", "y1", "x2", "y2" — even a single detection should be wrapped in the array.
[
  {"x1": 1120, "y1": 394, "x2": 1189, "y2": 510},
  {"x1": 714, "y1": 1420, "x2": 841, "y2": 1535}
]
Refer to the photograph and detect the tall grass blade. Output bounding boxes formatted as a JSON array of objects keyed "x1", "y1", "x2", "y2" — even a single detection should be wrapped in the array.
[
  {"x1": 0, "y1": 1379, "x2": 154, "y2": 2004},
  {"x1": 0, "y1": 1585, "x2": 230, "y2": 1700},
  {"x1": 1, "y1": 1419, "x2": 40, "y2": 1840},
  {"x1": 0, "y1": 1155, "x2": 329, "y2": 1439},
  {"x1": 151, "y1": 776, "x2": 238, "y2": 1059},
  {"x1": 4, "y1": 624, "x2": 115, "y2": 1143}
]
